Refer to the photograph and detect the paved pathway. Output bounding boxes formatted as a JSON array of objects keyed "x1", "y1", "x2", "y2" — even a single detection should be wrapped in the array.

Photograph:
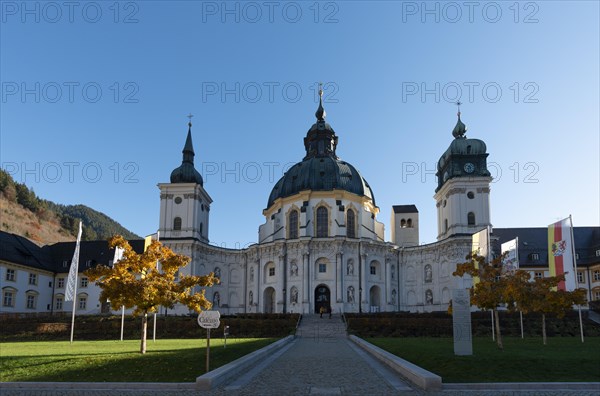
[{"x1": 222, "y1": 313, "x2": 410, "y2": 395}]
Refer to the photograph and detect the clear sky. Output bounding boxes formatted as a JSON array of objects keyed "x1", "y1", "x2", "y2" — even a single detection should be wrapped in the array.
[{"x1": 1, "y1": 1, "x2": 598, "y2": 247}]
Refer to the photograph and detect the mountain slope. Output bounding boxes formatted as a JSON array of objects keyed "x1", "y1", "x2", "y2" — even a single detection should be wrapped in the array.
[{"x1": 0, "y1": 169, "x2": 140, "y2": 245}]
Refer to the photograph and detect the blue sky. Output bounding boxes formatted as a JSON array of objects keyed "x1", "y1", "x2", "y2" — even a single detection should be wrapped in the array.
[{"x1": 1, "y1": 1, "x2": 598, "y2": 247}]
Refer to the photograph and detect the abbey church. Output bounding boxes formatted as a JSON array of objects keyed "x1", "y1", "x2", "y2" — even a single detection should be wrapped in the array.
[
  {"x1": 2, "y1": 92, "x2": 599, "y2": 315},
  {"x1": 158, "y1": 91, "x2": 492, "y2": 315}
]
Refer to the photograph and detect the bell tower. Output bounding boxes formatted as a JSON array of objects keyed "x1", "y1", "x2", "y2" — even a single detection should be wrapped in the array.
[
  {"x1": 158, "y1": 116, "x2": 212, "y2": 242},
  {"x1": 434, "y1": 105, "x2": 492, "y2": 240}
]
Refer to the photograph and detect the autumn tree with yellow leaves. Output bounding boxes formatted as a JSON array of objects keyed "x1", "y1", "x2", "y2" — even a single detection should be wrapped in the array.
[
  {"x1": 507, "y1": 271, "x2": 586, "y2": 345},
  {"x1": 85, "y1": 236, "x2": 217, "y2": 354}
]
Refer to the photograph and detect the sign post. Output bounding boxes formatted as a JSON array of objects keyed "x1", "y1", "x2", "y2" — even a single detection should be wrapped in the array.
[{"x1": 198, "y1": 311, "x2": 220, "y2": 373}]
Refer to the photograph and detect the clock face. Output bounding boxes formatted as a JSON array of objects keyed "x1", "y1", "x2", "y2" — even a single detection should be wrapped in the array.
[{"x1": 464, "y1": 162, "x2": 475, "y2": 174}]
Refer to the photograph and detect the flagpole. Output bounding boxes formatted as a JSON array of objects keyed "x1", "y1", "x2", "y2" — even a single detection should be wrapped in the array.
[
  {"x1": 519, "y1": 310, "x2": 524, "y2": 339},
  {"x1": 491, "y1": 310, "x2": 495, "y2": 341},
  {"x1": 569, "y1": 215, "x2": 584, "y2": 343},
  {"x1": 516, "y1": 237, "x2": 524, "y2": 339},
  {"x1": 66, "y1": 221, "x2": 82, "y2": 344},
  {"x1": 487, "y1": 226, "x2": 494, "y2": 341},
  {"x1": 154, "y1": 231, "x2": 159, "y2": 343},
  {"x1": 69, "y1": 275, "x2": 78, "y2": 344},
  {"x1": 153, "y1": 313, "x2": 157, "y2": 342},
  {"x1": 120, "y1": 305, "x2": 125, "y2": 341}
]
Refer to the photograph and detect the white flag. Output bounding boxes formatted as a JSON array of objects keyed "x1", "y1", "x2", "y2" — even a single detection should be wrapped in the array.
[
  {"x1": 65, "y1": 222, "x2": 82, "y2": 302},
  {"x1": 501, "y1": 237, "x2": 519, "y2": 274},
  {"x1": 113, "y1": 246, "x2": 124, "y2": 265}
]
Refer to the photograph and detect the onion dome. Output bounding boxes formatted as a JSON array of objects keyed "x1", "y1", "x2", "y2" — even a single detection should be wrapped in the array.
[{"x1": 436, "y1": 109, "x2": 490, "y2": 191}]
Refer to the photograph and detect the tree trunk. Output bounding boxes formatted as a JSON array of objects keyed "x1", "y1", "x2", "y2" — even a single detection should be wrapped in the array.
[
  {"x1": 140, "y1": 313, "x2": 148, "y2": 354},
  {"x1": 542, "y1": 313, "x2": 547, "y2": 345},
  {"x1": 494, "y1": 309, "x2": 503, "y2": 350}
]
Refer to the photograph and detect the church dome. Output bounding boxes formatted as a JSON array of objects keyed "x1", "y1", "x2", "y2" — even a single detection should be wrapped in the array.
[
  {"x1": 266, "y1": 88, "x2": 375, "y2": 208},
  {"x1": 267, "y1": 156, "x2": 375, "y2": 208},
  {"x1": 170, "y1": 122, "x2": 204, "y2": 186}
]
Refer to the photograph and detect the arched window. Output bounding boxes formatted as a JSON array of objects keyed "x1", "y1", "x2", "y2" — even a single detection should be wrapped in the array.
[
  {"x1": 289, "y1": 210, "x2": 299, "y2": 239},
  {"x1": 200, "y1": 222, "x2": 203, "y2": 236},
  {"x1": 173, "y1": 217, "x2": 182, "y2": 231},
  {"x1": 400, "y1": 219, "x2": 406, "y2": 228},
  {"x1": 444, "y1": 219, "x2": 448, "y2": 232},
  {"x1": 468, "y1": 212, "x2": 476, "y2": 226},
  {"x1": 316, "y1": 207, "x2": 328, "y2": 237},
  {"x1": 407, "y1": 218, "x2": 412, "y2": 228},
  {"x1": 346, "y1": 209, "x2": 356, "y2": 238}
]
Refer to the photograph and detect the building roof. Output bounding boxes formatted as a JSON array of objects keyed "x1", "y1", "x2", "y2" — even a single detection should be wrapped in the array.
[
  {"x1": 0, "y1": 232, "x2": 54, "y2": 272},
  {"x1": 493, "y1": 227, "x2": 600, "y2": 267},
  {"x1": 48, "y1": 239, "x2": 145, "y2": 273},
  {"x1": 392, "y1": 205, "x2": 418, "y2": 214},
  {"x1": 0, "y1": 231, "x2": 145, "y2": 273}
]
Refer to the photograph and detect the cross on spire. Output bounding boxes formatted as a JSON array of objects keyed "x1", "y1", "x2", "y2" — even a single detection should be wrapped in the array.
[
  {"x1": 455, "y1": 101, "x2": 462, "y2": 117},
  {"x1": 187, "y1": 113, "x2": 194, "y2": 127},
  {"x1": 315, "y1": 82, "x2": 326, "y2": 121}
]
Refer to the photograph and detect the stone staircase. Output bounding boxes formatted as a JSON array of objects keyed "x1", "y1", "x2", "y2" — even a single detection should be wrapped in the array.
[{"x1": 295, "y1": 314, "x2": 347, "y2": 340}]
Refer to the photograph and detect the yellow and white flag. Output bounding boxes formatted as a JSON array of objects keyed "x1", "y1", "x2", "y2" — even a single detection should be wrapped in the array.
[{"x1": 548, "y1": 217, "x2": 576, "y2": 291}]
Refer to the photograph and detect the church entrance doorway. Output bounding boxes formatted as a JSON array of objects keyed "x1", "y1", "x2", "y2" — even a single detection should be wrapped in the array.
[
  {"x1": 263, "y1": 287, "x2": 275, "y2": 313},
  {"x1": 314, "y1": 285, "x2": 330, "y2": 314},
  {"x1": 369, "y1": 285, "x2": 381, "y2": 313}
]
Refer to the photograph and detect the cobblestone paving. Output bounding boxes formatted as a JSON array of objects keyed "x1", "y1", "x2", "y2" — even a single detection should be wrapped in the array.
[{"x1": 227, "y1": 314, "x2": 400, "y2": 396}]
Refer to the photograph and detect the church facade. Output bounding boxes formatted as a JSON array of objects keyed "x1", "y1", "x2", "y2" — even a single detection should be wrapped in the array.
[
  {"x1": 2, "y1": 93, "x2": 600, "y2": 316},
  {"x1": 159, "y1": 92, "x2": 493, "y2": 315}
]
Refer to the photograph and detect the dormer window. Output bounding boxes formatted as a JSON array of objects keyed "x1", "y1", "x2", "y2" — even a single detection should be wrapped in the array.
[{"x1": 530, "y1": 253, "x2": 540, "y2": 260}]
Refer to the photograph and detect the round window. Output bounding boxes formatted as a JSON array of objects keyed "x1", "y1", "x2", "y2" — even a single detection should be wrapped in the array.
[
  {"x1": 174, "y1": 197, "x2": 182, "y2": 204},
  {"x1": 467, "y1": 192, "x2": 475, "y2": 199}
]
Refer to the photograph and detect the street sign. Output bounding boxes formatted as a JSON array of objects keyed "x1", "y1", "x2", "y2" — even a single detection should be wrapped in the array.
[{"x1": 198, "y1": 310, "x2": 221, "y2": 329}]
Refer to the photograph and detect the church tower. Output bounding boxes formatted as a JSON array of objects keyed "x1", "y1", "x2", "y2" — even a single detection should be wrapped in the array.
[
  {"x1": 434, "y1": 107, "x2": 492, "y2": 240},
  {"x1": 158, "y1": 118, "x2": 212, "y2": 242}
]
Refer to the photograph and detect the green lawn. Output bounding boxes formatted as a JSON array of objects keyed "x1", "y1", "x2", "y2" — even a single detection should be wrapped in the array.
[
  {"x1": 368, "y1": 337, "x2": 600, "y2": 383},
  {"x1": 0, "y1": 338, "x2": 277, "y2": 382}
]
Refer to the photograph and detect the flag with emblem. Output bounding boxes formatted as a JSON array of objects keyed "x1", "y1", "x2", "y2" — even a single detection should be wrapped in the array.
[{"x1": 548, "y1": 217, "x2": 576, "y2": 291}]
